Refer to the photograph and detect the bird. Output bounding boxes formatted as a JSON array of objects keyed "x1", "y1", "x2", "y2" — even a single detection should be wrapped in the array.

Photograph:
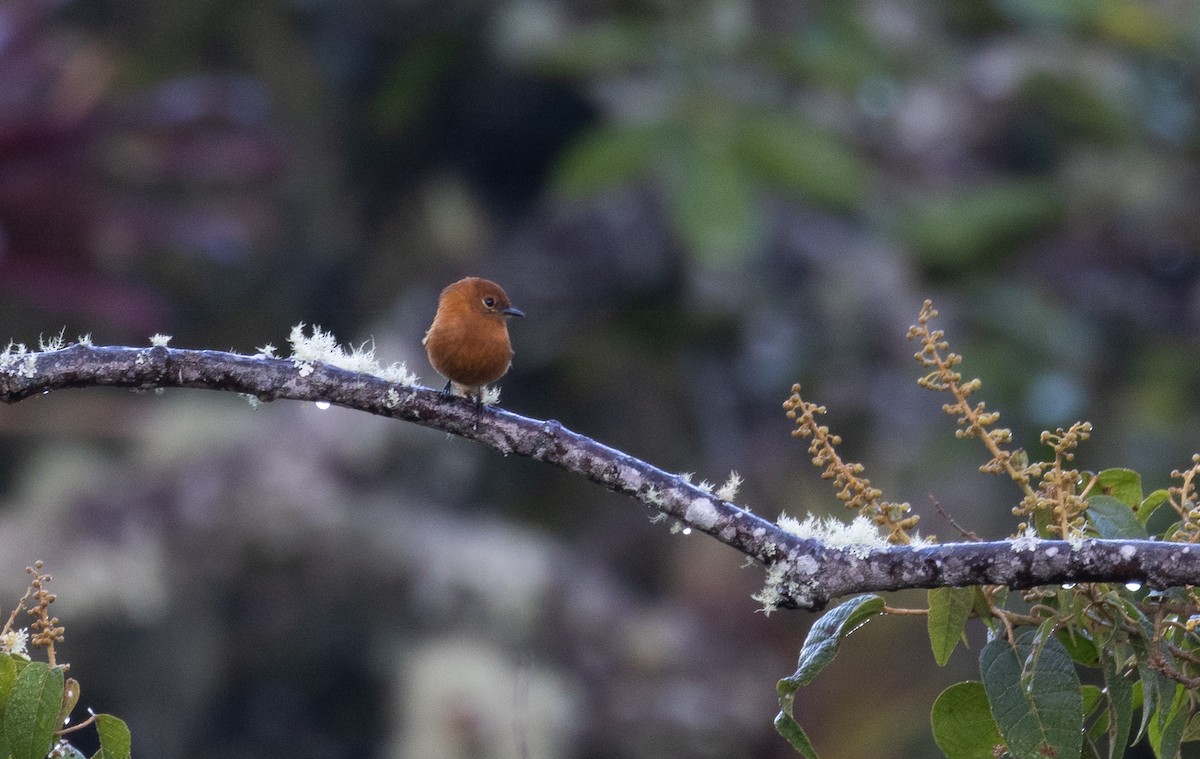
[{"x1": 423, "y1": 277, "x2": 524, "y2": 406}]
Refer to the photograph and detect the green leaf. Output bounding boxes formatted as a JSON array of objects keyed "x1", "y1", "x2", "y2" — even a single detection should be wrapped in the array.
[
  {"x1": 367, "y1": 36, "x2": 461, "y2": 135},
  {"x1": 1138, "y1": 489, "x2": 1171, "y2": 526},
  {"x1": 980, "y1": 631, "x2": 1083, "y2": 759},
  {"x1": 56, "y1": 677, "x2": 80, "y2": 735},
  {"x1": 899, "y1": 179, "x2": 1061, "y2": 272},
  {"x1": 774, "y1": 595, "x2": 883, "y2": 757},
  {"x1": 0, "y1": 653, "x2": 16, "y2": 758},
  {"x1": 931, "y1": 681, "x2": 1003, "y2": 759},
  {"x1": 0, "y1": 653, "x2": 17, "y2": 705},
  {"x1": 779, "y1": 595, "x2": 885, "y2": 691},
  {"x1": 928, "y1": 587, "x2": 974, "y2": 666},
  {"x1": 773, "y1": 707, "x2": 821, "y2": 759},
  {"x1": 1102, "y1": 651, "x2": 1134, "y2": 759},
  {"x1": 1056, "y1": 623, "x2": 1099, "y2": 667},
  {"x1": 1133, "y1": 665, "x2": 1155, "y2": 745},
  {"x1": 93, "y1": 713, "x2": 132, "y2": 759},
  {"x1": 4, "y1": 662, "x2": 64, "y2": 759},
  {"x1": 1086, "y1": 495, "x2": 1148, "y2": 539},
  {"x1": 1182, "y1": 712, "x2": 1200, "y2": 743},
  {"x1": 1147, "y1": 683, "x2": 1187, "y2": 759},
  {"x1": 1081, "y1": 684, "x2": 1105, "y2": 727},
  {"x1": 971, "y1": 587, "x2": 1005, "y2": 630},
  {"x1": 553, "y1": 124, "x2": 665, "y2": 195},
  {"x1": 735, "y1": 113, "x2": 869, "y2": 210},
  {"x1": 663, "y1": 141, "x2": 760, "y2": 266},
  {"x1": 1092, "y1": 469, "x2": 1143, "y2": 510}
]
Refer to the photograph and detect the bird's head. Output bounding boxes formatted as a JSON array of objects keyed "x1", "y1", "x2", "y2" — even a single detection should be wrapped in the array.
[{"x1": 444, "y1": 277, "x2": 525, "y2": 320}]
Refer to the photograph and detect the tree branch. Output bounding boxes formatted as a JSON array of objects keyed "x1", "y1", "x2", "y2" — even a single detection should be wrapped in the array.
[{"x1": 4, "y1": 343, "x2": 1200, "y2": 611}]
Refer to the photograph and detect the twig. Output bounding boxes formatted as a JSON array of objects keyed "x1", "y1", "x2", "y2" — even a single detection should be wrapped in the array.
[
  {"x1": 928, "y1": 494, "x2": 981, "y2": 542},
  {"x1": 5, "y1": 343, "x2": 1200, "y2": 611}
]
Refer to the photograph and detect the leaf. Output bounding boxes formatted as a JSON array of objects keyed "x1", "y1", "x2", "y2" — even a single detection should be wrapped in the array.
[
  {"x1": 1182, "y1": 712, "x2": 1200, "y2": 743},
  {"x1": 773, "y1": 707, "x2": 820, "y2": 759},
  {"x1": 1102, "y1": 651, "x2": 1134, "y2": 759},
  {"x1": 972, "y1": 587, "x2": 1005, "y2": 628},
  {"x1": 774, "y1": 595, "x2": 884, "y2": 758},
  {"x1": 93, "y1": 713, "x2": 132, "y2": 759},
  {"x1": 0, "y1": 653, "x2": 17, "y2": 704},
  {"x1": 928, "y1": 588, "x2": 975, "y2": 666},
  {"x1": 1056, "y1": 627, "x2": 1099, "y2": 667},
  {"x1": 0, "y1": 653, "x2": 15, "y2": 758},
  {"x1": 3, "y1": 662, "x2": 64, "y2": 759},
  {"x1": 899, "y1": 179, "x2": 1062, "y2": 271},
  {"x1": 1086, "y1": 495, "x2": 1148, "y2": 539},
  {"x1": 1147, "y1": 683, "x2": 1186, "y2": 759},
  {"x1": 980, "y1": 631, "x2": 1083, "y2": 759},
  {"x1": 1092, "y1": 469, "x2": 1143, "y2": 510},
  {"x1": 1080, "y1": 684, "x2": 1105, "y2": 729},
  {"x1": 1133, "y1": 665, "x2": 1154, "y2": 745},
  {"x1": 735, "y1": 113, "x2": 869, "y2": 210},
  {"x1": 553, "y1": 124, "x2": 665, "y2": 195},
  {"x1": 662, "y1": 140, "x2": 760, "y2": 266},
  {"x1": 931, "y1": 681, "x2": 1003, "y2": 759},
  {"x1": 779, "y1": 595, "x2": 885, "y2": 691},
  {"x1": 367, "y1": 36, "x2": 462, "y2": 134},
  {"x1": 1138, "y1": 490, "x2": 1171, "y2": 526},
  {"x1": 57, "y1": 677, "x2": 80, "y2": 733}
]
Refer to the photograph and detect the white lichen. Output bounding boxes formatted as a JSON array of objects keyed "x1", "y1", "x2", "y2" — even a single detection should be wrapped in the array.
[
  {"x1": 684, "y1": 498, "x2": 721, "y2": 531},
  {"x1": 240, "y1": 393, "x2": 262, "y2": 409},
  {"x1": 380, "y1": 362, "x2": 418, "y2": 385},
  {"x1": 752, "y1": 561, "x2": 792, "y2": 614},
  {"x1": 1010, "y1": 524, "x2": 1040, "y2": 553},
  {"x1": 1120, "y1": 544, "x2": 1137, "y2": 560},
  {"x1": 77, "y1": 334, "x2": 93, "y2": 347},
  {"x1": 0, "y1": 342, "x2": 37, "y2": 378},
  {"x1": 384, "y1": 387, "x2": 402, "y2": 408},
  {"x1": 618, "y1": 466, "x2": 644, "y2": 492},
  {"x1": 149, "y1": 333, "x2": 172, "y2": 347},
  {"x1": 288, "y1": 323, "x2": 417, "y2": 385},
  {"x1": 715, "y1": 471, "x2": 742, "y2": 502},
  {"x1": 752, "y1": 553, "x2": 822, "y2": 615},
  {"x1": 776, "y1": 513, "x2": 889, "y2": 558},
  {"x1": 254, "y1": 343, "x2": 277, "y2": 359},
  {"x1": 39, "y1": 329, "x2": 67, "y2": 351},
  {"x1": 481, "y1": 386, "x2": 501, "y2": 406}
]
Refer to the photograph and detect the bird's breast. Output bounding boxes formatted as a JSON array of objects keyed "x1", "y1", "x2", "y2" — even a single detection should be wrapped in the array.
[{"x1": 425, "y1": 319, "x2": 513, "y2": 387}]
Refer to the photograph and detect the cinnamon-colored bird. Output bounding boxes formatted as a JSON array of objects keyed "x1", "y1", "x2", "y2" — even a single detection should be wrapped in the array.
[{"x1": 423, "y1": 277, "x2": 524, "y2": 405}]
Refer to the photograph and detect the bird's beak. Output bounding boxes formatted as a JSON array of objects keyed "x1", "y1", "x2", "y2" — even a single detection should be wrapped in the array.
[{"x1": 503, "y1": 306, "x2": 525, "y2": 318}]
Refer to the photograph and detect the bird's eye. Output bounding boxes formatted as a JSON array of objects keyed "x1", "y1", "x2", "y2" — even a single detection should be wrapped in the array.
[{"x1": 483, "y1": 297, "x2": 496, "y2": 308}]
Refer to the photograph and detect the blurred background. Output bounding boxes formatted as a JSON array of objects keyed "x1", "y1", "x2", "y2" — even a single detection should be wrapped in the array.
[{"x1": 0, "y1": 0, "x2": 1198, "y2": 756}]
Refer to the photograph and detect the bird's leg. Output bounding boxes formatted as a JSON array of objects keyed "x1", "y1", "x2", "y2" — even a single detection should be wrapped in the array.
[{"x1": 440, "y1": 380, "x2": 452, "y2": 398}]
